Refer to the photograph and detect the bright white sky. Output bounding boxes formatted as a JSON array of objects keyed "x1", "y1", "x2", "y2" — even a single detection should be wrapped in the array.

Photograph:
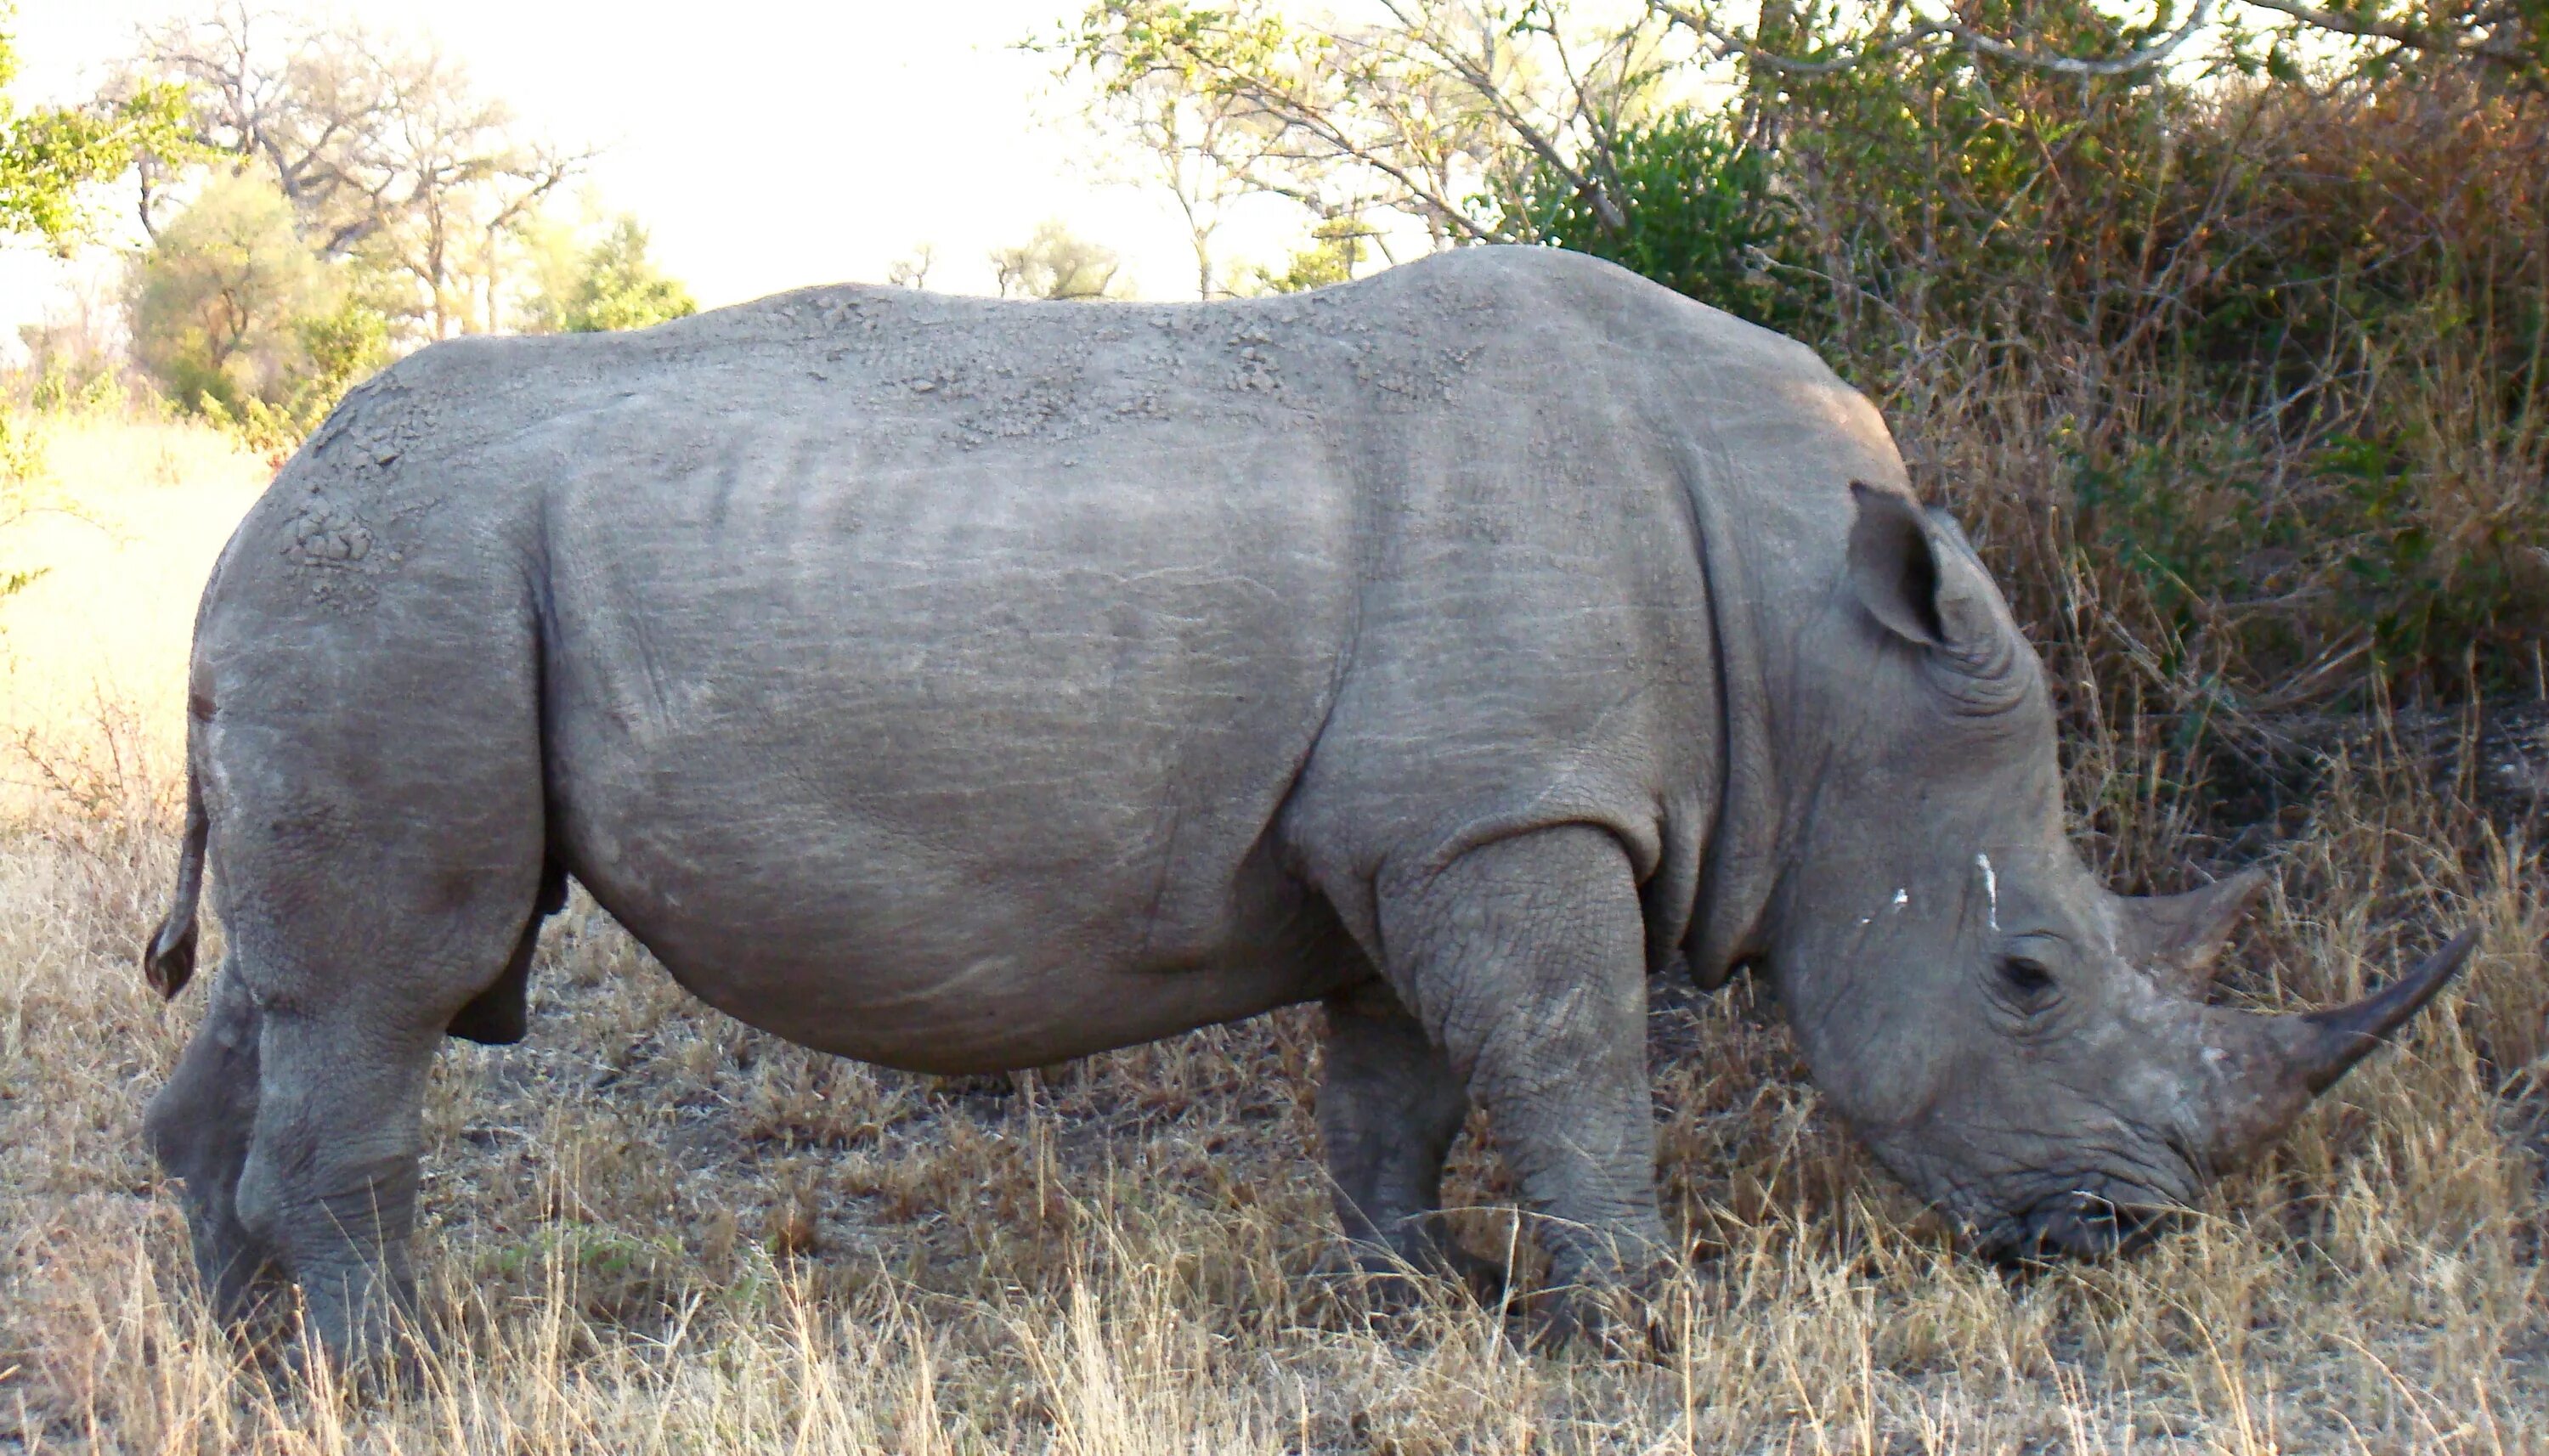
[{"x1": 0, "y1": 0, "x2": 1316, "y2": 345}]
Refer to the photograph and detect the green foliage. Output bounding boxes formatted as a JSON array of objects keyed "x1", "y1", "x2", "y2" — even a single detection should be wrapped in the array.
[
  {"x1": 1748, "y1": 0, "x2": 2219, "y2": 361},
  {"x1": 296, "y1": 296, "x2": 393, "y2": 398},
  {"x1": 0, "y1": 404, "x2": 49, "y2": 606},
  {"x1": 2071, "y1": 418, "x2": 2549, "y2": 696},
  {"x1": 991, "y1": 219, "x2": 1133, "y2": 301},
  {"x1": 1492, "y1": 7, "x2": 2549, "y2": 703},
  {"x1": 127, "y1": 9, "x2": 590, "y2": 339},
  {"x1": 127, "y1": 170, "x2": 329, "y2": 416},
  {"x1": 1248, "y1": 217, "x2": 1371, "y2": 293},
  {"x1": 555, "y1": 217, "x2": 697, "y2": 333},
  {"x1": 2040, "y1": 86, "x2": 2549, "y2": 697},
  {"x1": 1061, "y1": 1, "x2": 1296, "y2": 101},
  {"x1": 1506, "y1": 110, "x2": 1806, "y2": 334},
  {"x1": 0, "y1": 21, "x2": 192, "y2": 249},
  {"x1": 208, "y1": 296, "x2": 395, "y2": 459},
  {"x1": 127, "y1": 170, "x2": 398, "y2": 456},
  {"x1": 25, "y1": 360, "x2": 126, "y2": 415}
]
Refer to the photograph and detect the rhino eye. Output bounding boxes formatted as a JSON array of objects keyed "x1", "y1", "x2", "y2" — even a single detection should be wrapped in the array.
[{"x1": 1998, "y1": 955, "x2": 2057, "y2": 1001}]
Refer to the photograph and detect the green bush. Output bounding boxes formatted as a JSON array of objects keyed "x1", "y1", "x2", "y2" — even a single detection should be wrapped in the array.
[
  {"x1": 127, "y1": 169, "x2": 398, "y2": 454},
  {"x1": 1506, "y1": 110, "x2": 1811, "y2": 338},
  {"x1": 1512, "y1": 47, "x2": 2549, "y2": 706},
  {"x1": 127, "y1": 169, "x2": 328, "y2": 416},
  {"x1": 545, "y1": 217, "x2": 698, "y2": 333}
]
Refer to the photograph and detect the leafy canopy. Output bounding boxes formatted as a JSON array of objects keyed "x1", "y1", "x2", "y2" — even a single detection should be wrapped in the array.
[
  {"x1": 991, "y1": 220, "x2": 1133, "y2": 301},
  {"x1": 127, "y1": 168, "x2": 330, "y2": 411},
  {"x1": 0, "y1": 14, "x2": 191, "y2": 250},
  {"x1": 557, "y1": 217, "x2": 697, "y2": 333}
]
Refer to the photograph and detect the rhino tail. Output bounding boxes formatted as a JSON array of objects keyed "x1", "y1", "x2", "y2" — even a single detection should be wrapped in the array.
[{"x1": 143, "y1": 758, "x2": 208, "y2": 1001}]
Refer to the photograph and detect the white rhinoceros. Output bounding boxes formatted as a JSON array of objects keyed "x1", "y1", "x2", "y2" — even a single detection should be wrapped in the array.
[{"x1": 141, "y1": 246, "x2": 2469, "y2": 1362}]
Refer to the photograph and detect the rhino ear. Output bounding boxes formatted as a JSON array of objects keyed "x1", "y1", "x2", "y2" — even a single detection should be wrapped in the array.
[
  {"x1": 2122, "y1": 867, "x2": 2270, "y2": 990},
  {"x1": 1845, "y1": 482, "x2": 2004, "y2": 665}
]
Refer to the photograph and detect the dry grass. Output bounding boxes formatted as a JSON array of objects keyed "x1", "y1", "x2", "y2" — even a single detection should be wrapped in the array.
[{"x1": 2, "y1": 414, "x2": 2545, "y2": 1453}]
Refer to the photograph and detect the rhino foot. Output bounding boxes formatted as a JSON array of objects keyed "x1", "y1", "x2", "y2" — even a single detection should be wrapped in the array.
[{"x1": 1516, "y1": 1280, "x2": 1676, "y2": 1361}]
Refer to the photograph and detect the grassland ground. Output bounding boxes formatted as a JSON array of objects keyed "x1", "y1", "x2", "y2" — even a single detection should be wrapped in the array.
[{"x1": 3, "y1": 414, "x2": 2546, "y2": 1453}]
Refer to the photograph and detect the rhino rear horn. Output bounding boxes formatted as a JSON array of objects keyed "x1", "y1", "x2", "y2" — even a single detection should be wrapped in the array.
[{"x1": 2125, "y1": 867, "x2": 2271, "y2": 990}]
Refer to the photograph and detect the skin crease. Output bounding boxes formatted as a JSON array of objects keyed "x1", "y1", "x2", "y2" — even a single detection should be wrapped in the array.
[{"x1": 137, "y1": 246, "x2": 2445, "y2": 1365}]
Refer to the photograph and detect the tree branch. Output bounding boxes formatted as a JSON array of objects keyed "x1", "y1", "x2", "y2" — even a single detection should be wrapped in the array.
[
  {"x1": 1653, "y1": 0, "x2": 2220, "y2": 77},
  {"x1": 1376, "y1": 1, "x2": 1627, "y2": 231},
  {"x1": 2237, "y1": 0, "x2": 2533, "y2": 64}
]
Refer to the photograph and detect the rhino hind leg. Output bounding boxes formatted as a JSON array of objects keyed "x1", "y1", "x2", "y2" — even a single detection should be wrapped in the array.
[
  {"x1": 179, "y1": 736, "x2": 545, "y2": 1368},
  {"x1": 1372, "y1": 824, "x2": 1670, "y2": 1337},
  {"x1": 1318, "y1": 979, "x2": 1501, "y2": 1304},
  {"x1": 144, "y1": 965, "x2": 284, "y2": 1325},
  {"x1": 216, "y1": 844, "x2": 539, "y2": 1369},
  {"x1": 233, "y1": 1009, "x2": 436, "y2": 1372}
]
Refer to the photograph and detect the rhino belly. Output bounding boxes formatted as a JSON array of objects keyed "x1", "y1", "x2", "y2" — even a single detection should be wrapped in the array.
[
  {"x1": 535, "y1": 415, "x2": 1360, "y2": 1072},
  {"x1": 552, "y1": 779, "x2": 1358, "y2": 1072}
]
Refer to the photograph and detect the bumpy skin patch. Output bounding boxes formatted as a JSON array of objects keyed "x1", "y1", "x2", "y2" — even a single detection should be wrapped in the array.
[
  {"x1": 774, "y1": 274, "x2": 1495, "y2": 457},
  {"x1": 274, "y1": 375, "x2": 446, "y2": 611},
  {"x1": 282, "y1": 496, "x2": 373, "y2": 564}
]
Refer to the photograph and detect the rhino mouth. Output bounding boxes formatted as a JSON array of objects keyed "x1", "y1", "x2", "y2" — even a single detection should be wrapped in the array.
[{"x1": 1974, "y1": 1186, "x2": 2183, "y2": 1266}]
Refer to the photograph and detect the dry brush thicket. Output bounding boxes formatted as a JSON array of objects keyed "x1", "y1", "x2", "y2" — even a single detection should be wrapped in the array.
[{"x1": 1, "y1": 393, "x2": 2546, "y2": 1452}]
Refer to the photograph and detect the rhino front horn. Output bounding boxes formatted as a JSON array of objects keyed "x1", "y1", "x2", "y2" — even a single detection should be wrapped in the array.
[{"x1": 2286, "y1": 928, "x2": 2480, "y2": 1095}]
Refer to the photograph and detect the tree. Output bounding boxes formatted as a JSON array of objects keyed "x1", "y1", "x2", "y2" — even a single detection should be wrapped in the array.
[
  {"x1": 1650, "y1": 0, "x2": 2542, "y2": 92},
  {"x1": 551, "y1": 217, "x2": 696, "y2": 332},
  {"x1": 126, "y1": 166, "x2": 394, "y2": 452},
  {"x1": 0, "y1": 22, "x2": 188, "y2": 607},
  {"x1": 1055, "y1": 2, "x2": 1676, "y2": 253},
  {"x1": 1502, "y1": 105, "x2": 1804, "y2": 332},
  {"x1": 359, "y1": 48, "x2": 586, "y2": 337},
  {"x1": 1247, "y1": 215, "x2": 1373, "y2": 292},
  {"x1": 1061, "y1": 0, "x2": 2542, "y2": 285},
  {"x1": 17, "y1": 266, "x2": 134, "y2": 404},
  {"x1": 127, "y1": 167, "x2": 328, "y2": 412},
  {"x1": 1054, "y1": 12, "x2": 1304, "y2": 299},
  {"x1": 885, "y1": 243, "x2": 937, "y2": 289},
  {"x1": 989, "y1": 220, "x2": 1133, "y2": 300},
  {"x1": 0, "y1": 24, "x2": 190, "y2": 249},
  {"x1": 126, "y1": 5, "x2": 592, "y2": 337}
]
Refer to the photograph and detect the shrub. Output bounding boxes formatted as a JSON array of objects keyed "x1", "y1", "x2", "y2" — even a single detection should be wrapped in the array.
[
  {"x1": 125, "y1": 170, "x2": 327, "y2": 415},
  {"x1": 1509, "y1": 109, "x2": 1811, "y2": 338},
  {"x1": 557, "y1": 217, "x2": 698, "y2": 333},
  {"x1": 1513, "y1": 52, "x2": 2549, "y2": 708}
]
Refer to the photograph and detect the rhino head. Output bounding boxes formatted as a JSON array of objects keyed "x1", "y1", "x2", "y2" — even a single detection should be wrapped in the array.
[{"x1": 1762, "y1": 483, "x2": 2473, "y2": 1262}]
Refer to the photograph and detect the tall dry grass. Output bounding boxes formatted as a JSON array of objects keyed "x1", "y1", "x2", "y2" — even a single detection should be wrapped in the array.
[{"x1": 0, "y1": 404, "x2": 2544, "y2": 1453}]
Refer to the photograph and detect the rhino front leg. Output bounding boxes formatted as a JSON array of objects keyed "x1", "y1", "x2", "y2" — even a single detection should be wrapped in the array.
[
  {"x1": 144, "y1": 965, "x2": 282, "y2": 1324},
  {"x1": 1376, "y1": 825, "x2": 1669, "y2": 1329},
  {"x1": 1319, "y1": 979, "x2": 1497, "y2": 1301}
]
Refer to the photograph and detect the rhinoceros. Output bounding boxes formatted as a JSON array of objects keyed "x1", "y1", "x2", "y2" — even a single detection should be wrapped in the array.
[{"x1": 139, "y1": 245, "x2": 2469, "y2": 1363}]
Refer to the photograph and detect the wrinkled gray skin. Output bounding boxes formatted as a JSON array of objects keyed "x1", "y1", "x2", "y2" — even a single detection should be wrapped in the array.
[{"x1": 139, "y1": 247, "x2": 2467, "y2": 1363}]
